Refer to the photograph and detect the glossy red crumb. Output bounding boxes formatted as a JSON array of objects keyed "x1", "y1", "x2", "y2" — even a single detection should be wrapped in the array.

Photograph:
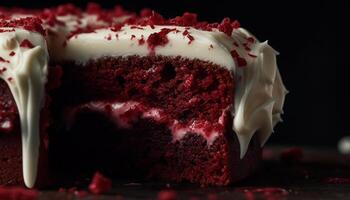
[
  {"x1": 88, "y1": 172, "x2": 112, "y2": 194},
  {"x1": 0, "y1": 186, "x2": 39, "y2": 200},
  {"x1": 147, "y1": 28, "x2": 176, "y2": 52},
  {"x1": 280, "y1": 147, "x2": 304, "y2": 162},
  {"x1": 231, "y1": 50, "x2": 247, "y2": 67},
  {"x1": 9, "y1": 51, "x2": 15, "y2": 56},
  {"x1": 0, "y1": 56, "x2": 9, "y2": 63},
  {"x1": 0, "y1": 17, "x2": 45, "y2": 35},
  {"x1": 157, "y1": 190, "x2": 177, "y2": 200},
  {"x1": 323, "y1": 177, "x2": 350, "y2": 184},
  {"x1": 20, "y1": 39, "x2": 34, "y2": 48}
]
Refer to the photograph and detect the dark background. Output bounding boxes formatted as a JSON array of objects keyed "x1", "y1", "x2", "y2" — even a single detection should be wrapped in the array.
[{"x1": 2, "y1": 0, "x2": 348, "y2": 148}]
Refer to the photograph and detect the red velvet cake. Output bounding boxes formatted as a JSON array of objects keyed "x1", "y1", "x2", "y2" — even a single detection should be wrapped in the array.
[{"x1": 0, "y1": 3, "x2": 288, "y2": 188}]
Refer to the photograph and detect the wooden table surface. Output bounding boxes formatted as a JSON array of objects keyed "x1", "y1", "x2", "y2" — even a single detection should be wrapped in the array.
[{"x1": 36, "y1": 146, "x2": 350, "y2": 200}]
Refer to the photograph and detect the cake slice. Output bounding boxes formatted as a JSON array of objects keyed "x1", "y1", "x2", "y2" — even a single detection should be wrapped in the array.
[{"x1": 0, "y1": 3, "x2": 288, "y2": 187}]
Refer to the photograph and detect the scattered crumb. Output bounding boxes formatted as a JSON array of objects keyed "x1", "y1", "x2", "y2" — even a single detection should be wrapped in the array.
[{"x1": 88, "y1": 171, "x2": 112, "y2": 194}]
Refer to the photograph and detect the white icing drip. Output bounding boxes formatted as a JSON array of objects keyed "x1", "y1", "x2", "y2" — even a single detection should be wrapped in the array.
[
  {"x1": 0, "y1": 29, "x2": 48, "y2": 188},
  {"x1": 232, "y1": 29, "x2": 288, "y2": 158}
]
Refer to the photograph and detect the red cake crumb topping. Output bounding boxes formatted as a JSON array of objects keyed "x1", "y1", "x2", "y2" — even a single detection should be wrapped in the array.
[
  {"x1": 0, "y1": 56, "x2": 9, "y2": 63},
  {"x1": 7, "y1": 77, "x2": 12, "y2": 82},
  {"x1": 131, "y1": 34, "x2": 136, "y2": 40},
  {"x1": 169, "y1": 12, "x2": 197, "y2": 26},
  {"x1": 231, "y1": 50, "x2": 247, "y2": 67},
  {"x1": 9, "y1": 51, "x2": 15, "y2": 56},
  {"x1": 105, "y1": 34, "x2": 112, "y2": 40},
  {"x1": 280, "y1": 147, "x2": 304, "y2": 162},
  {"x1": 86, "y1": 2, "x2": 102, "y2": 14},
  {"x1": 323, "y1": 177, "x2": 350, "y2": 184},
  {"x1": 157, "y1": 190, "x2": 177, "y2": 200},
  {"x1": 0, "y1": 187, "x2": 39, "y2": 200},
  {"x1": 0, "y1": 17, "x2": 45, "y2": 35},
  {"x1": 20, "y1": 39, "x2": 34, "y2": 48},
  {"x1": 56, "y1": 3, "x2": 81, "y2": 16},
  {"x1": 39, "y1": 10, "x2": 64, "y2": 27},
  {"x1": 218, "y1": 18, "x2": 233, "y2": 36},
  {"x1": 138, "y1": 36, "x2": 145, "y2": 45},
  {"x1": 88, "y1": 172, "x2": 112, "y2": 194},
  {"x1": 182, "y1": 30, "x2": 195, "y2": 44},
  {"x1": 147, "y1": 28, "x2": 176, "y2": 53},
  {"x1": 110, "y1": 24, "x2": 123, "y2": 32}
]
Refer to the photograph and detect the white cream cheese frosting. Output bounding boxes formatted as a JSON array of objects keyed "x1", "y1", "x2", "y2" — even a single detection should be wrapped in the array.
[
  {"x1": 0, "y1": 28, "x2": 48, "y2": 188},
  {"x1": 0, "y1": 13, "x2": 287, "y2": 187}
]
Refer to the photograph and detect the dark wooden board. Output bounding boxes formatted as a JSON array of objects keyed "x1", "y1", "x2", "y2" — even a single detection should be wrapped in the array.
[{"x1": 36, "y1": 146, "x2": 350, "y2": 200}]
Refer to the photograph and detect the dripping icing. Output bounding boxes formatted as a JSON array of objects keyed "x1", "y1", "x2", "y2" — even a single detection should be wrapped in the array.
[{"x1": 0, "y1": 29, "x2": 48, "y2": 188}]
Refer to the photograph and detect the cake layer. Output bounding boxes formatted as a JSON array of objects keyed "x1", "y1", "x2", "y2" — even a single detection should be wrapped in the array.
[{"x1": 54, "y1": 56, "x2": 234, "y2": 125}]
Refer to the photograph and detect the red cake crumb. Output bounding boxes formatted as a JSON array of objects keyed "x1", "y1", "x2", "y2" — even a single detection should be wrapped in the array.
[
  {"x1": 182, "y1": 30, "x2": 194, "y2": 44},
  {"x1": 138, "y1": 36, "x2": 145, "y2": 45},
  {"x1": 169, "y1": 12, "x2": 197, "y2": 26},
  {"x1": 88, "y1": 172, "x2": 112, "y2": 194},
  {"x1": 280, "y1": 147, "x2": 304, "y2": 162},
  {"x1": 323, "y1": 177, "x2": 350, "y2": 184},
  {"x1": 105, "y1": 34, "x2": 112, "y2": 40},
  {"x1": 0, "y1": 56, "x2": 9, "y2": 63},
  {"x1": 147, "y1": 28, "x2": 176, "y2": 53},
  {"x1": 157, "y1": 190, "x2": 177, "y2": 200},
  {"x1": 0, "y1": 187, "x2": 39, "y2": 200},
  {"x1": 56, "y1": 3, "x2": 81, "y2": 16},
  {"x1": 110, "y1": 24, "x2": 123, "y2": 32},
  {"x1": 231, "y1": 50, "x2": 247, "y2": 67},
  {"x1": 218, "y1": 18, "x2": 233, "y2": 36},
  {"x1": 86, "y1": 2, "x2": 101, "y2": 14},
  {"x1": 0, "y1": 17, "x2": 45, "y2": 35},
  {"x1": 20, "y1": 39, "x2": 34, "y2": 48},
  {"x1": 9, "y1": 51, "x2": 15, "y2": 56}
]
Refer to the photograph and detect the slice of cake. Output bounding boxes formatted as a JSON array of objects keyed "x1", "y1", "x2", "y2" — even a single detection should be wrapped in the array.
[{"x1": 0, "y1": 3, "x2": 288, "y2": 187}]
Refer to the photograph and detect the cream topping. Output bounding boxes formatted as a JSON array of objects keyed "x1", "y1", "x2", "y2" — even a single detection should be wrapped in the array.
[
  {"x1": 0, "y1": 28, "x2": 48, "y2": 187},
  {"x1": 50, "y1": 25, "x2": 236, "y2": 70},
  {"x1": 231, "y1": 28, "x2": 288, "y2": 158}
]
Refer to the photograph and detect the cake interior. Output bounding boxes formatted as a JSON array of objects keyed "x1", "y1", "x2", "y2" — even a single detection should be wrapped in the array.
[{"x1": 46, "y1": 55, "x2": 260, "y2": 185}]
